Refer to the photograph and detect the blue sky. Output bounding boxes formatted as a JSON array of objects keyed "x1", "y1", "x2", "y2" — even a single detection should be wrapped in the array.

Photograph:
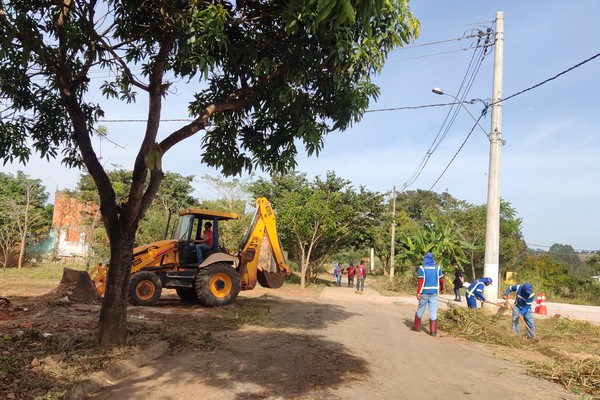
[{"x1": 3, "y1": 1, "x2": 600, "y2": 251}]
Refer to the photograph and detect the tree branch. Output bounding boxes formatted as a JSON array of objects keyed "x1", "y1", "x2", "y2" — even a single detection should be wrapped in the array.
[
  {"x1": 159, "y1": 94, "x2": 249, "y2": 153},
  {"x1": 128, "y1": 35, "x2": 175, "y2": 222}
]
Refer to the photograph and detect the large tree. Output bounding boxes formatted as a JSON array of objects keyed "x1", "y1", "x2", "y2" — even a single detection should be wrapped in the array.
[
  {"x1": 0, "y1": 171, "x2": 51, "y2": 268},
  {"x1": 548, "y1": 243, "x2": 581, "y2": 275},
  {"x1": 250, "y1": 171, "x2": 384, "y2": 288},
  {"x1": 0, "y1": 0, "x2": 418, "y2": 344}
]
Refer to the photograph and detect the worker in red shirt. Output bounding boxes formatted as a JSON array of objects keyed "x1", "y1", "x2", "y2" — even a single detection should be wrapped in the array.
[
  {"x1": 347, "y1": 261, "x2": 356, "y2": 288},
  {"x1": 194, "y1": 221, "x2": 213, "y2": 262}
]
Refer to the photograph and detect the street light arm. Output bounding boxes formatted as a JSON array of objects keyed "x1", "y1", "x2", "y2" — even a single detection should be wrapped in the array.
[{"x1": 432, "y1": 88, "x2": 489, "y2": 138}]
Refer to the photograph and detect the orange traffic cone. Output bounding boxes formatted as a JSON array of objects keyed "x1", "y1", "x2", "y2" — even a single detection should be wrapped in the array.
[
  {"x1": 537, "y1": 292, "x2": 548, "y2": 315},
  {"x1": 534, "y1": 293, "x2": 541, "y2": 313}
]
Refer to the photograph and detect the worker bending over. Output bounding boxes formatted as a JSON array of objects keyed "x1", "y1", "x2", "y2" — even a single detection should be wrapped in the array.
[
  {"x1": 465, "y1": 277, "x2": 492, "y2": 309},
  {"x1": 503, "y1": 283, "x2": 536, "y2": 339}
]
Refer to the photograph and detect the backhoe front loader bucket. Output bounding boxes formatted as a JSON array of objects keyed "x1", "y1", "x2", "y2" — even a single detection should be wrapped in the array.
[
  {"x1": 257, "y1": 270, "x2": 287, "y2": 289},
  {"x1": 60, "y1": 268, "x2": 100, "y2": 304}
]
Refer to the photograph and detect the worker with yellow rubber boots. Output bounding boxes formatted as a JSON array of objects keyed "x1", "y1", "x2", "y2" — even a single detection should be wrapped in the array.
[
  {"x1": 465, "y1": 277, "x2": 493, "y2": 308},
  {"x1": 503, "y1": 283, "x2": 536, "y2": 339}
]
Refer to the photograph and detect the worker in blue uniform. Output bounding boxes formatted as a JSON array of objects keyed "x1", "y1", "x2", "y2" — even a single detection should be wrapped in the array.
[
  {"x1": 413, "y1": 252, "x2": 444, "y2": 337},
  {"x1": 465, "y1": 277, "x2": 493, "y2": 309},
  {"x1": 503, "y1": 282, "x2": 536, "y2": 339}
]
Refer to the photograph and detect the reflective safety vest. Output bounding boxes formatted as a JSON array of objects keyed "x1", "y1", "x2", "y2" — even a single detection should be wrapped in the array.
[
  {"x1": 466, "y1": 279, "x2": 486, "y2": 301},
  {"x1": 505, "y1": 284, "x2": 535, "y2": 311},
  {"x1": 418, "y1": 264, "x2": 443, "y2": 295}
]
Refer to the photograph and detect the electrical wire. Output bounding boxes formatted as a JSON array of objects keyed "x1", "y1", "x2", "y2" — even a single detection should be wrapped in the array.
[
  {"x1": 386, "y1": 48, "x2": 475, "y2": 63},
  {"x1": 94, "y1": 50, "x2": 600, "y2": 124},
  {"x1": 392, "y1": 49, "x2": 600, "y2": 217},
  {"x1": 526, "y1": 243, "x2": 599, "y2": 253},
  {"x1": 427, "y1": 110, "x2": 486, "y2": 192},
  {"x1": 396, "y1": 33, "x2": 481, "y2": 49},
  {"x1": 365, "y1": 102, "x2": 462, "y2": 112},
  {"x1": 400, "y1": 26, "x2": 493, "y2": 191},
  {"x1": 494, "y1": 51, "x2": 600, "y2": 105}
]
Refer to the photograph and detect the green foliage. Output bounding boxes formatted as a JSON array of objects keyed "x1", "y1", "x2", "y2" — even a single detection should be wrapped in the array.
[
  {"x1": 548, "y1": 243, "x2": 581, "y2": 274},
  {"x1": 516, "y1": 253, "x2": 600, "y2": 305},
  {"x1": 379, "y1": 268, "x2": 417, "y2": 293},
  {"x1": 582, "y1": 253, "x2": 600, "y2": 277},
  {"x1": 249, "y1": 171, "x2": 385, "y2": 284},
  {"x1": 399, "y1": 215, "x2": 469, "y2": 273},
  {"x1": 0, "y1": 171, "x2": 52, "y2": 266}
]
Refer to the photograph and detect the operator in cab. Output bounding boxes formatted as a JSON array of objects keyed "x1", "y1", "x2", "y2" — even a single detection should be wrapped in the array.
[{"x1": 194, "y1": 221, "x2": 213, "y2": 263}]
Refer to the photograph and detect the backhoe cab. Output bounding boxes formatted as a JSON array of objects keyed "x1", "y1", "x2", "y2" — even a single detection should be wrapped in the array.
[{"x1": 64, "y1": 198, "x2": 290, "y2": 307}]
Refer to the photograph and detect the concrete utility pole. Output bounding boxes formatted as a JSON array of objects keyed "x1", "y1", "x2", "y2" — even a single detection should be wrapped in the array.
[
  {"x1": 370, "y1": 248, "x2": 375, "y2": 272},
  {"x1": 389, "y1": 186, "x2": 396, "y2": 281},
  {"x1": 483, "y1": 11, "x2": 504, "y2": 303}
]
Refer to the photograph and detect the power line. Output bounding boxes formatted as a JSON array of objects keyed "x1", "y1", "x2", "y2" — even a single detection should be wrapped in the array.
[
  {"x1": 397, "y1": 33, "x2": 481, "y2": 49},
  {"x1": 400, "y1": 27, "x2": 492, "y2": 191},
  {"x1": 96, "y1": 101, "x2": 479, "y2": 121},
  {"x1": 427, "y1": 110, "x2": 486, "y2": 192},
  {"x1": 526, "y1": 243, "x2": 599, "y2": 253},
  {"x1": 496, "y1": 51, "x2": 600, "y2": 104},
  {"x1": 419, "y1": 21, "x2": 494, "y2": 32},
  {"x1": 386, "y1": 48, "x2": 475, "y2": 62},
  {"x1": 98, "y1": 50, "x2": 600, "y2": 126},
  {"x1": 365, "y1": 102, "x2": 460, "y2": 112},
  {"x1": 99, "y1": 118, "x2": 192, "y2": 122}
]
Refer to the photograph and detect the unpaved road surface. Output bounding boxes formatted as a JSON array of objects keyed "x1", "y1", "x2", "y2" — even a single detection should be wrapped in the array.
[{"x1": 91, "y1": 284, "x2": 575, "y2": 400}]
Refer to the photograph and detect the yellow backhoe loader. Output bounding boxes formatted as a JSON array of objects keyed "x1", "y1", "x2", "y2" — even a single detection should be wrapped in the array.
[{"x1": 62, "y1": 197, "x2": 290, "y2": 307}]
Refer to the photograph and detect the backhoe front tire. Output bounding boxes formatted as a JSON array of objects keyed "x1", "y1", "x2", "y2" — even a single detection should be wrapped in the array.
[
  {"x1": 195, "y1": 262, "x2": 240, "y2": 307},
  {"x1": 129, "y1": 272, "x2": 162, "y2": 306}
]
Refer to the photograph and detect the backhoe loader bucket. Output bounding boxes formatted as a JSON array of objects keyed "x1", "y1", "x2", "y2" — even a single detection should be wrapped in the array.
[
  {"x1": 60, "y1": 268, "x2": 100, "y2": 304},
  {"x1": 257, "y1": 270, "x2": 287, "y2": 289}
]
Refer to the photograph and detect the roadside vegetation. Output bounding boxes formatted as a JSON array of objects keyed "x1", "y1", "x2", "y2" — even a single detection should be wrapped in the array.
[{"x1": 439, "y1": 305, "x2": 600, "y2": 398}]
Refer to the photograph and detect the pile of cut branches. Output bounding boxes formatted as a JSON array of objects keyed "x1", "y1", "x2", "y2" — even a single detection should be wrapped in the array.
[{"x1": 439, "y1": 305, "x2": 600, "y2": 397}]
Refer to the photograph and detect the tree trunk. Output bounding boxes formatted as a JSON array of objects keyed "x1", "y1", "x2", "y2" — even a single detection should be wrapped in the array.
[
  {"x1": 300, "y1": 263, "x2": 306, "y2": 289},
  {"x1": 85, "y1": 207, "x2": 101, "y2": 271},
  {"x1": 17, "y1": 238, "x2": 25, "y2": 270},
  {"x1": 97, "y1": 223, "x2": 136, "y2": 346}
]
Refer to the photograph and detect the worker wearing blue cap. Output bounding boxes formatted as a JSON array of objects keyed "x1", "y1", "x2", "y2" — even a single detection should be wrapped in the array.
[
  {"x1": 465, "y1": 277, "x2": 493, "y2": 309},
  {"x1": 503, "y1": 283, "x2": 536, "y2": 339}
]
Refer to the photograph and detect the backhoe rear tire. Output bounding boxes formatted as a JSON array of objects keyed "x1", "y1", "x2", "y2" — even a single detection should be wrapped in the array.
[
  {"x1": 176, "y1": 288, "x2": 199, "y2": 302},
  {"x1": 129, "y1": 271, "x2": 162, "y2": 306},
  {"x1": 195, "y1": 262, "x2": 240, "y2": 307}
]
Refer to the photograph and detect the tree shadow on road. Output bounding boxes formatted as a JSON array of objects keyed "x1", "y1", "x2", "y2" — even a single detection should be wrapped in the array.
[{"x1": 93, "y1": 297, "x2": 368, "y2": 399}]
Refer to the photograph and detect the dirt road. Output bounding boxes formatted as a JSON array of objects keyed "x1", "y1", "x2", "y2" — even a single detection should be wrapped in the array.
[{"x1": 91, "y1": 284, "x2": 575, "y2": 400}]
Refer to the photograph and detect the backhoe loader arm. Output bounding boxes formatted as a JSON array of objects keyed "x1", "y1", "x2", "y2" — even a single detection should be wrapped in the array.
[{"x1": 238, "y1": 198, "x2": 290, "y2": 290}]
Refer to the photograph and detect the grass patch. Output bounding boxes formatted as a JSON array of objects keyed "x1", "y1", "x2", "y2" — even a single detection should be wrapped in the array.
[
  {"x1": 0, "y1": 263, "x2": 87, "y2": 296},
  {"x1": 368, "y1": 274, "x2": 414, "y2": 296},
  {"x1": 439, "y1": 305, "x2": 600, "y2": 397}
]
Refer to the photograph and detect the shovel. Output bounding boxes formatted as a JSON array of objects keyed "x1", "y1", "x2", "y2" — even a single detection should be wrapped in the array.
[{"x1": 483, "y1": 299, "x2": 509, "y2": 314}]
